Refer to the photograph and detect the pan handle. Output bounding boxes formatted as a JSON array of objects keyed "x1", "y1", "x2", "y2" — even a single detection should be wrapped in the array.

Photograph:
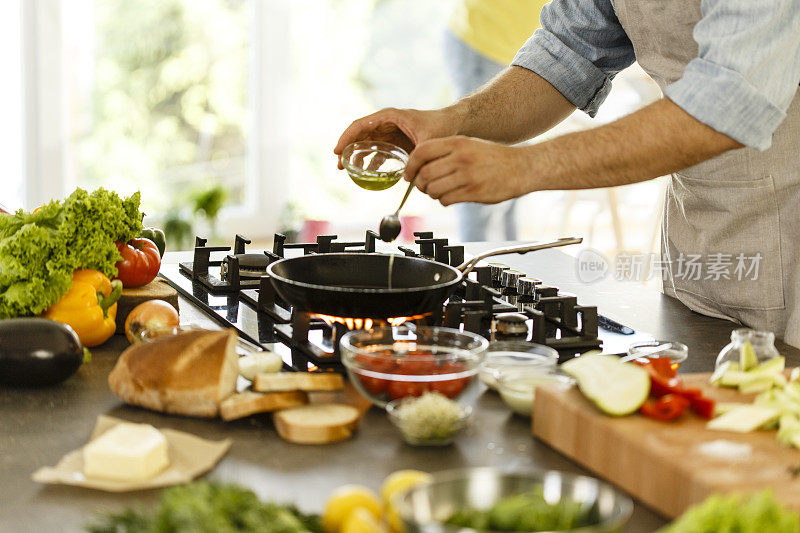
[{"x1": 457, "y1": 237, "x2": 583, "y2": 275}]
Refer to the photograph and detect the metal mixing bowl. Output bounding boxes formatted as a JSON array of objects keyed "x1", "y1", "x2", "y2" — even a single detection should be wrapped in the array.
[{"x1": 396, "y1": 468, "x2": 632, "y2": 533}]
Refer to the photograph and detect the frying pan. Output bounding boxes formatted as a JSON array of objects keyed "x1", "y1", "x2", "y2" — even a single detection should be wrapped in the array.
[{"x1": 266, "y1": 237, "x2": 582, "y2": 319}]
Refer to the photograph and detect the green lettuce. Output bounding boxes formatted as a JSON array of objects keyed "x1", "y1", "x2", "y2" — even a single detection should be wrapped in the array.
[
  {"x1": 0, "y1": 188, "x2": 142, "y2": 319},
  {"x1": 660, "y1": 490, "x2": 800, "y2": 533},
  {"x1": 57, "y1": 188, "x2": 143, "y2": 278}
]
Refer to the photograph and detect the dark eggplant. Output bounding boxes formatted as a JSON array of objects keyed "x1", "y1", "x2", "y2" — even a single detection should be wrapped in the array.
[{"x1": 0, "y1": 318, "x2": 85, "y2": 387}]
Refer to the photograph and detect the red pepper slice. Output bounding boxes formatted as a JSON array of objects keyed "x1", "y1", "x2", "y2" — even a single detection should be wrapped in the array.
[
  {"x1": 677, "y1": 387, "x2": 704, "y2": 399},
  {"x1": 640, "y1": 394, "x2": 691, "y2": 421},
  {"x1": 637, "y1": 357, "x2": 716, "y2": 419},
  {"x1": 689, "y1": 395, "x2": 716, "y2": 419},
  {"x1": 644, "y1": 366, "x2": 684, "y2": 397},
  {"x1": 648, "y1": 357, "x2": 678, "y2": 379}
]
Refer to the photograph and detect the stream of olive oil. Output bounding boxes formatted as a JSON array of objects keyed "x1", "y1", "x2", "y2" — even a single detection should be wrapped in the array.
[{"x1": 387, "y1": 252, "x2": 396, "y2": 290}]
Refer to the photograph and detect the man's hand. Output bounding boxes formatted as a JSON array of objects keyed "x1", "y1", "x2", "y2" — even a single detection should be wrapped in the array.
[
  {"x1": 403, "y1": 98, "x2": 742, "y2": 207},
  {"x1": 333, "y1": 108, "x2": 459, "y2": 169},
  {"x1": 405, "y1": 137, "x2": 532, "y2": 206}
]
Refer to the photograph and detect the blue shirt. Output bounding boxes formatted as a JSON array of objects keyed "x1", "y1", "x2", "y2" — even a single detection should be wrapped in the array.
[{"x1": 511, "y1": 0, "x2": 800, "y2": 150}]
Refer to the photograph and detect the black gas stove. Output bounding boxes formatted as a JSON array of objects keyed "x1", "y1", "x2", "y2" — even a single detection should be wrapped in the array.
[{"x1": 160, "y1": 231, "x2": 636, "y2": 372}]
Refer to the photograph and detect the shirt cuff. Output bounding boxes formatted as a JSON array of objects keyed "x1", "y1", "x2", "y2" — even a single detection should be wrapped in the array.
[
  {"x1": 664, "y1": 58, "x2": 787, "y2": 151},
  {"x1": 512, "y1": 29, "x2": 613, "y2": 117}
]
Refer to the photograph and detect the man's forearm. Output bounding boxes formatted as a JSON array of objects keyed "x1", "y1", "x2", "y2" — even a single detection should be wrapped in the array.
[
  {"x1": 447, "y1": 66, "x2": 577, "y2": 144},
  {"x1": 520, "y1": 97, "x2": 744, "y2": 192}
]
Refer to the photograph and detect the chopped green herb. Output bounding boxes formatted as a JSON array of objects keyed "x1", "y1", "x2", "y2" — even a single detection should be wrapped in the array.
[
  {"x1": 394, "y1": 392, "x2": 465, "y2": 442},
  {"x1": 444, "y1": 488, "x2": 591, "y2": 531},
  {"x1": 85, "y1": 481, "x2": 323, "y2": 533}
]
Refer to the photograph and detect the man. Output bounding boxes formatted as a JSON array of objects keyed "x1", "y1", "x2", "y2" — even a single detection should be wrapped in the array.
[
  {"x1": 334, "y1": 0, "x2": 800, "y2": 346},
  {"x1": 445, "y1": 0, "x2": 548, "y2": 242}
]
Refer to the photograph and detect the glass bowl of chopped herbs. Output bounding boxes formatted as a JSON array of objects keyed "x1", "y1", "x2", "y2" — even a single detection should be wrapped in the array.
[
  {"x1": 395, "y1": 467, "x2": 632, "y2": 532},
  {"x1": 386, "y1": 392, "x2": 472, "y2": 446}
]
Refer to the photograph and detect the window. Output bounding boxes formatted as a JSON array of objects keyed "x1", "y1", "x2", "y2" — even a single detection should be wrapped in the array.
[
  {"x1": 0, "y1": 1, "x2": 23, "y2": 211},
  {"x1": 25, "y1": 0, "x2": 460, "y2": 242},
  {"x1": 280, "y1": 0, "x2": 458, "y2": 240},
  {"x1": 19, "y1": 0, "x2": 661, "y2": 254},
  {"x1": 61, "y1": 0, "x2": 251, "y2": 240}
]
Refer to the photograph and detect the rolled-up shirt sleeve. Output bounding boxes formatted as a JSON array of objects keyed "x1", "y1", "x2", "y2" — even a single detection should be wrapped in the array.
[
  {"x1": 664, "y1": 0, "x2": 800, "y2": 151},
  {"x1": 511, "y1": 0, "x2": 636, "y2": 116}
]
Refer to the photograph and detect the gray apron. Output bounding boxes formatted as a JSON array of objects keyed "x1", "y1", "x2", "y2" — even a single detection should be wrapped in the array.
[{"x1": 612, "y1": 0, "x2": 800, "y2": 347}]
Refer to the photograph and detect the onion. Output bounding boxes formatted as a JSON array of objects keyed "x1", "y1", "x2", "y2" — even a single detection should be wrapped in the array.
[{"x1": 125, "y1": 300, "x2": 179, "y2": 344}]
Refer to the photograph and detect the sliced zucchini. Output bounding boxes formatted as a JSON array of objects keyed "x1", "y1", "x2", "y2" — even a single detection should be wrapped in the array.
[
  {"x1": 561, "y1": 354, "x2": 650, "y2": 416},
  {"x1": 740, "y1": 341, "x2": 759, "y2": 371},
  {"x1": 707, "y1": 405, "x2": 779, "y2": 433},
  {"x1": 714, "y1": 402, "x2": 749, "y2": 417},
  {"x1": 739, "y1": 378, "x2": 776, "y2": 395}
]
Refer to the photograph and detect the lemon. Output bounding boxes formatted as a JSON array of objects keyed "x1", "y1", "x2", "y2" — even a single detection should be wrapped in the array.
[
  {"x1": 341, "y1": 507, "x2": 389, "y2": 533},
  {"x1": 323, "y1": 485, "x2": 382, "y2": 533},
  {"x1": 381, "y1": 470, "x2": 433, "y2": 533},
  {"x1": 380, "y1": 470, "x2": 433, "y2": 506}
]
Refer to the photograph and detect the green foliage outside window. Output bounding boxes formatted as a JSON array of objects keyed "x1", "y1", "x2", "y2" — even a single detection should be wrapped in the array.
[{"x1": 74, "y1": 0, "x2": 248, "y2": 214}]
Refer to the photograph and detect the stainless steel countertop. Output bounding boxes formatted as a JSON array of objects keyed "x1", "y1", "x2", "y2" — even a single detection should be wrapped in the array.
[{"x1": 3, "y1": 244, "x2": 796, "y2": 532}]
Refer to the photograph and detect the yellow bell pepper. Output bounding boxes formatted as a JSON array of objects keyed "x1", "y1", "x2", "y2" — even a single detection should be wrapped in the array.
[{"x1": 42, "y1": 269, "x2": 123, "y2": 347}]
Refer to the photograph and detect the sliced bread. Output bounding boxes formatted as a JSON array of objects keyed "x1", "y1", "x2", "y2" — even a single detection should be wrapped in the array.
[
  {"x1": 220, "y1": 390, "x2": 308, "y2": 421},
  {"x1": 254, "y1": 372, "x2": 344, "y2": 393},
  {"x1": 273, "y1": 403, "x2": 360, "y2": 444}
]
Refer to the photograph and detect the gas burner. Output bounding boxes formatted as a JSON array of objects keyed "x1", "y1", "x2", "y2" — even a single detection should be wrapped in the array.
[
  {"x1": 221, "y1": 253, "x2": 270, "y2": 281},
  {"x1": 161, "y1": 230, "x2": 610, "y2": 372},
  {"x1": 495, "y1": 312, "x2": 530, "y2": 340},
  {"x1": 178, "y1": 231, "x2": 382, "y2": 293}
]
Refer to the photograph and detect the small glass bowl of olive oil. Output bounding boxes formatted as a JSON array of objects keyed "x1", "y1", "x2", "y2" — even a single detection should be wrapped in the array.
[{"x1": 341, "y1": 141, "x2": 409, "y2": 191}]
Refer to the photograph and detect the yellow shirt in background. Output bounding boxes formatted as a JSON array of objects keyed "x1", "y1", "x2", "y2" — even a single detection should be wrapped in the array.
[{"x1": 449, "y1": 0, "x2": 548, "y2": 65}]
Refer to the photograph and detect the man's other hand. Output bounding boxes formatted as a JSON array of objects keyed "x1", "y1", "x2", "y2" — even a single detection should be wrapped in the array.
[{"x1": 405, "y1": 136, "x2": 531, "y2": 206}]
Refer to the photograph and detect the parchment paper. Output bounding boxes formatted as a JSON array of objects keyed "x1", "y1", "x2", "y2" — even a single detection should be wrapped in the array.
[{"x1": 32, "y1": 415, "x2": 231, "y2": 492}]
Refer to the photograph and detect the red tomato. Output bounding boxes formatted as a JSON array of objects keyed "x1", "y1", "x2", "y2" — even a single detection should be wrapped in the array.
[
  {"x1": 115, "y1": 238, "x2": 161, "y2": 288},
  {"x1": 359, "y1": 375, "x2": 390, "y2": 396},
  {"x1": 430, "y1": 378, "x2": 467, "y2": 398},
  {"x1": 395, "y1": 353, "x2": 437, "y2": 375},
  {"x1": 354, "y1": 353, "x2": 397, "y2": 373},
  {"x1": 430, "y1": 362, "x2": 469, "y2": 398},
  {"x1": 353, "y1": 353, "x2": 397, "y2": 397},
  {"x1": 387, "y1": 380, "x2": 429, "y2": 400}
]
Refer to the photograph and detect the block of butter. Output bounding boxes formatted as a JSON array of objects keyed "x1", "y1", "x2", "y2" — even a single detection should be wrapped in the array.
[{"x1": 83, "y1": 422, "x2": 170, "y2": 481}]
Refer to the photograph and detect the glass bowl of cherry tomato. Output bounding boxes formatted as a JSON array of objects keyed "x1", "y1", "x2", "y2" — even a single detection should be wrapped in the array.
[{"x1": 340, "y1": 326, "x2": 488, "y2": 408}]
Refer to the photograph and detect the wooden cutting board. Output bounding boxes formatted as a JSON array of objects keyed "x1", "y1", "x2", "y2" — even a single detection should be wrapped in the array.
[
  {"x1": 533, "y1": 373, "x2": 800, "y2": 518},
  {"x1": 114, "y1": 278, "x2": 179, "y2": 334}
]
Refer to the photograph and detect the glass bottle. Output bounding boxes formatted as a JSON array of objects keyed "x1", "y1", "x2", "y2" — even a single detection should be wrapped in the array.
[{"x1": 715, "y1": 329, "x2": 780, "y2": 370}]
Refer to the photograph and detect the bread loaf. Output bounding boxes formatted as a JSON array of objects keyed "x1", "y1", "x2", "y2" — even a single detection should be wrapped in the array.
[{"x1": 108, "y1": 329, "x2": 239, "y2": 418}]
